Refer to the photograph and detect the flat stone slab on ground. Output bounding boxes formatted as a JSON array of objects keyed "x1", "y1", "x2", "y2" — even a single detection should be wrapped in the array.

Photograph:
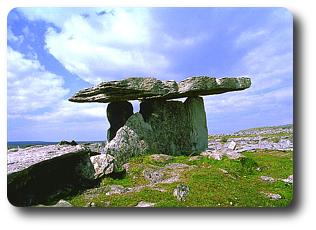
[{"x1": 8, "y1": 145, "x2": 89, "y2": 175}]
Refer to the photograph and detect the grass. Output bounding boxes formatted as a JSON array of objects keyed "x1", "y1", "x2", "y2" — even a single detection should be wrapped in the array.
[{"x1": 65, "y1": 149, "x2": 293, "y2": 208}]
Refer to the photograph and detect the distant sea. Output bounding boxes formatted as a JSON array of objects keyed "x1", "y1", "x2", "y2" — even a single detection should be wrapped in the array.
[{"x1": 7, "y1": 141, "x2": 103, "y2": 149}]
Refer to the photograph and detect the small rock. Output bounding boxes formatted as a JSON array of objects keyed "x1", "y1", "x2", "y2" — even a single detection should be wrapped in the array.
[
  {"x1": 227, "y1": 141, "x2": 237, "y2": 150},
  {"x1": 105, "y1": 185, "x2": 131, "y2": 196},
  {"x1": 173, "y1": 184, "x2": 189, "y2": 201},
  {"x1": 150, "y1": 154, "x2": 172, "y2": 162},
  {"x1": 260, "y1": 176, "x2": 275, "y2": 183},
  {"x1": 52, "y1": 199, "x2": 73, "y2": 207},
  {"x1": 262, "y1": 192, "x2": 282, "y2": 200},
  {"x1": 135, "y1": 201, "x2": 155, "y2": 207},
  {"x1": 144, "y1": 168, "x2": 164, "y2": 183},
  {"x1": 90, "y1": 154, "x2": 115, "y2": 178},
  {"x1": 189, "y1": 155, "x2": 202, "y2": 161},
  {"x1": 281, "y1": 175, "x2": 293, "y2": 184},
  {"x1": 122, "y1": 163, "x2": 131, "y2": 172}
]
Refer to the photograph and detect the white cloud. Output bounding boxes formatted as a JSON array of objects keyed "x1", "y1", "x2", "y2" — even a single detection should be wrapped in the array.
[
  {"x1": 26, "y1": 100, "x2": 106, "y2": 122},
  {"x1": 235, "y1": 29, "x2": 267, "y2": 47},
  {"x1": 7, "y1": 47, "x2": 69, "y2": 116},
  {"x1": 18, "y1": 8, "x2": 205, "y2": 85}
]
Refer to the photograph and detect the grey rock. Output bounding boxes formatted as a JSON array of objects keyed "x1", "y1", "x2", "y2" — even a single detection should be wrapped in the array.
[
  {"x1": 106, "y1": 101, "x2": 133, "y2": 141},
  {"x1": 135, "y1": 201, "x2": 155, "y2": 207},
  {"x1": 105, "y1": 185, "x2": 131, "y2": 196},
  {"x1": 7, "y1": 145, "x2": 94, "y2": 206},
  {"x1": 150, "y1": 154, "x2": 172, "y2": 162},
  {"x1": 173, "y1": 184, "x2": 190, "y2": 201},
  {"x1": 266, "y1": 193, "x2": 282, "y2": 200},
  {"x1": 260, "y1": 176, "x2": 275, "y2": 183},
  {"x1": 52, "y1": 199, "x2": 73, "y2": 207},
  {"x1": 227, "y1": 140, "x2": 237, "y2": 150},
  {"x1": 144, "y1": 168, "x2": 164, "y2": 184},
  {"x1": 104, "y1": 113, "x2": 153, "y2": 170},
  {"x1": 90, "y1": 154, "x2": 115, "y2": 178},
  {"x1": 35, "y1": 199, "x2": 73, "y2": 208},
  {"x1": 69, "y1": 77, "x2": 178, "y2": 103},
  {"x1": 281, "y1": 175, "x2": 293, "y2": 184}
]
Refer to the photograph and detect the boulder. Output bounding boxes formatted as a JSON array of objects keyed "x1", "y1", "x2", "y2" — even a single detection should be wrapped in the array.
[
  {"x1": 104, "y1": 113, "x2": 154, "y2": 170},
  {"x1": 7, "y1": 145, "x2": 95, "y2": 206},
  {"x1": 69, "y1": 77, "x2": 178, "y2": 103},
  {"x1": 106, "y1": 101, "x2": 133, "y2": 141},
  {"x1": 173, "y1": 184, "x2": 190, "y2": 201},
  {"x1": 69, "y1": 76, "x2": 251, "y2": 103},
  {"x1": 90, "y1": 154, "x2": 115, "y2": 178}
]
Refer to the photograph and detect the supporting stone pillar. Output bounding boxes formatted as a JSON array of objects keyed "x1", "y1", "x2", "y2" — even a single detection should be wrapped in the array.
[
  {"x1": 184, "y1": 97, "x2": 208, "y2": 152},
  {"x1": 106, "y1": 101, "x2": 133, "y2": 141},
  {"x1": 140, "y1": 99, "x2": 191, "y2": 155}
]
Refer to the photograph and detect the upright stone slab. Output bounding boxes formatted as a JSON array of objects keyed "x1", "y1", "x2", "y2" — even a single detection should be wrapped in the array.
[
  {"x1": 140, "y1": 100, "x2": 191, "y2": 155},
  {"x1": 184, "y1": 97, "x2": 208, "y2": 152},
  {"x1": 106, "y1": 101, "x2": 133, "y2": 141}
]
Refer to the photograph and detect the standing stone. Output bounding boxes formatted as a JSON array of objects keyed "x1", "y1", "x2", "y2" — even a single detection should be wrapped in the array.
[
  {"x1": 106, "y1": 101, "x2": 133, "y2": 141},
  {"x1": 104, "y1": 113, "x2": 153, "y2": 170},
  {"x1": 140, "y1": 99, "x2": 191, "y2": 155},
  {"x1": 184, "y1": 97, "x2": 208, "y2": 152}
]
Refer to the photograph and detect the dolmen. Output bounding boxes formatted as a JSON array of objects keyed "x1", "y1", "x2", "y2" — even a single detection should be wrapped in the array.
[{"x1": 69, "y1": 76, "x2": 251, "y2": 170}]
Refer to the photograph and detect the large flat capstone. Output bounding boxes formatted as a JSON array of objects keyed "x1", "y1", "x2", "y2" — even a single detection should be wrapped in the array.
[
  {"x1": 7, "y1": 145, "x2": 95, "y2": 206},
  {"x1": 69, "y1": 76, "x2": 251, "y2": 103}
]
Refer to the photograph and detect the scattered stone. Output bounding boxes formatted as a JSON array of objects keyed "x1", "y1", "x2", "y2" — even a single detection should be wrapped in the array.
[
  {"x1": 260, "y1": 176, "x2": 275, "y2": 183},
  {"x1": 173, "y1": 184, "x2": 190, "y2": 201},
  {"x1": 144, "y1": 168, "x2": 164, "y2": 184},
  {"x1": 227, "y1": 141, "x2": 237, "y2": 150},
  {"x1": 35, "y1": 199, "x2": 73, "y2": 208},
  {"x1": 90, "y1": 154, "x2": 115, "y2": 178},
  {"x1": 281, "y1": 175, "x2": 293, "y2": 184},
  {"x1": 264, "y1": 192, "x2": 282, "y2": 200},
  {"x1": 150, "y1": 154, "x2": 172, "y2": 162},
  {"x1": 106, "y1": 101, "x2": 133, "y2": 141},
  {"x1": 105, "y1": 185, "x2": 131, "y2": 196},
  {"x1": 135, "y1": 201, "x2": 156, "y2": 207},
  {"x1": 225, "y1": 150, "x2": 244, "y2": 160},
  {"x1": 104, "y1": 113, "x2": 154, "y2": 170},
  {"x1": 122, "y1": 163, "x2": 131, "y2": 172},
  {"x1": 188, "y1": 155, "x2": 202, "y2": 161},
  {"x1": 165, "y1": 163, "x2": 190, "y2": 169}
]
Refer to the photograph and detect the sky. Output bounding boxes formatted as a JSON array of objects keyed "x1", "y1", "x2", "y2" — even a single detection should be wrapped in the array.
[{"x1": 7, "y1": 7, "x2": 293, "y2": 141}]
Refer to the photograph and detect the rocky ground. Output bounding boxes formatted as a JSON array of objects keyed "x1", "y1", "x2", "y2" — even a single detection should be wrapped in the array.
[{"x1": 46, "y1": 124, "x2": 293, "y2": 208}]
